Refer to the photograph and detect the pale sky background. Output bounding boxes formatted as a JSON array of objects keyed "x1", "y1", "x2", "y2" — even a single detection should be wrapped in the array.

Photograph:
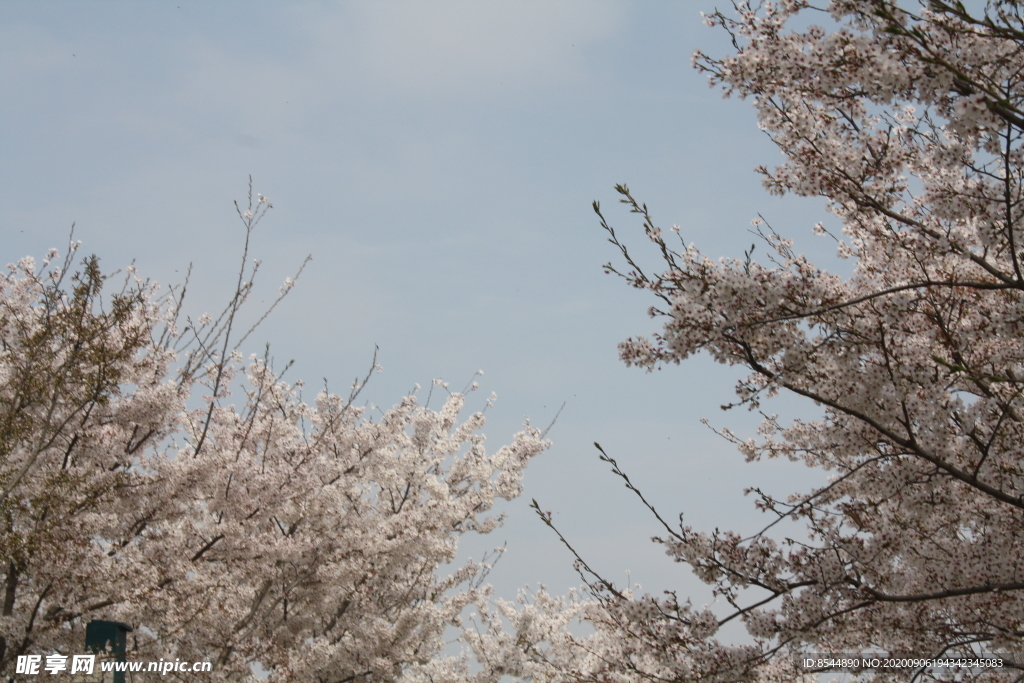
[{"x1": 2, "y1": 1, "x2": 845, "y2": 632}]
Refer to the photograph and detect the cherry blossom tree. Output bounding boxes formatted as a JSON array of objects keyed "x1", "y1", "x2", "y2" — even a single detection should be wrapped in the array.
[
  {"x1": 482, "y1": 1, "x2": 1024, "y2": 681},
  {"x1": 0, "y1": 189, "x2": 547, "y2": 682}
]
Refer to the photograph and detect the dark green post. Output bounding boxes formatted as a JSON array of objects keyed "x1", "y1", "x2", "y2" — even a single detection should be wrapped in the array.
[{"x1": 85, "y1": 620, "x2": 132, "y2": 683}]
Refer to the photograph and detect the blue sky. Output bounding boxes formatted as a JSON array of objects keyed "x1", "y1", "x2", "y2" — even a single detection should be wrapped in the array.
[{"x1": 2, "y1": 2, "x2": 841, "y2": 618}]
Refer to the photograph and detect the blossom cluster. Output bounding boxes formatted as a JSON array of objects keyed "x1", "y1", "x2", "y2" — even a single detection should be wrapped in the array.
[
  {"x1": 0, "y1": 231, "x2": 547, "y2": 681},
  {"x1": 534, "y1": 1, "x2": 1024, "y2": 680}
]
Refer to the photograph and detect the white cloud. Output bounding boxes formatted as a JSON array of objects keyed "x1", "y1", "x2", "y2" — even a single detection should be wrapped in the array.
[{"x1": 302, "y1": 0, "x2": 624, "y2": 98}]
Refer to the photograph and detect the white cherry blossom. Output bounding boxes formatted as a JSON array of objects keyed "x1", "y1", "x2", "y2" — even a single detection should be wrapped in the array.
[{"x1": 0, "y1": 199, "x2": 547, "y2": 681}]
